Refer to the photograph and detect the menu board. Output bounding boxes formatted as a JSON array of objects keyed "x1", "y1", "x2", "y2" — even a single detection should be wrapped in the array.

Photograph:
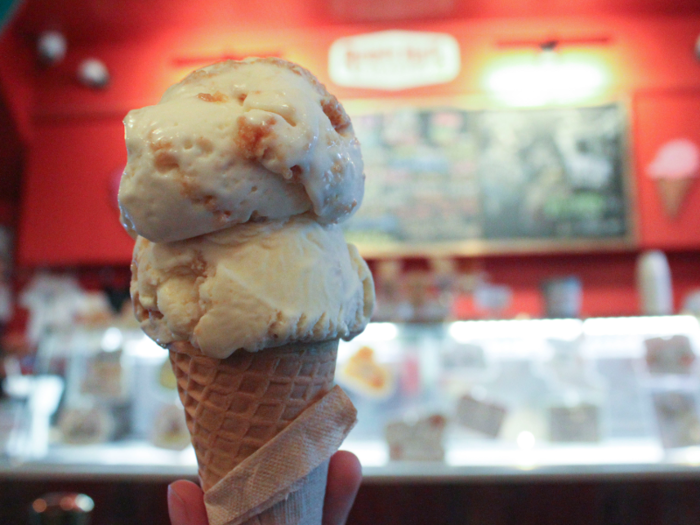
[{"x1": 342, "y1": 101, "x2": 634, "y2": 256}]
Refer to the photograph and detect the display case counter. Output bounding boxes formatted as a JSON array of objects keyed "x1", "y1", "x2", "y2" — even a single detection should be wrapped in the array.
[
  {"x1": 3, "y1": 316, "x2": 700, "y2": 484},
  {"x1": 4, "y1": 434, "x2": 700, "y2": 484}
]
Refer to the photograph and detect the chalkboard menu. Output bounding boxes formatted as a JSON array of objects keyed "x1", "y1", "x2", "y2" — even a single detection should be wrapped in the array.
[{"x1": 342, "y1": 101, "x2": 634, "y2": 256}]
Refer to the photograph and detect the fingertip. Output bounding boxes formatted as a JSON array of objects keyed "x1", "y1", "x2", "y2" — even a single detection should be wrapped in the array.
[
  {"x1": 331, "y1": 450, "x2": 362, "y2": 488},
  {"x1": 168, "y1": 483, "x2": 187, "y2": 525},
  {"x1": 168, "y1": 480, "x2": 208, "y2": 525},
  {"x1": 324, "y1": 451, "x2": 363, "y2": 525}
]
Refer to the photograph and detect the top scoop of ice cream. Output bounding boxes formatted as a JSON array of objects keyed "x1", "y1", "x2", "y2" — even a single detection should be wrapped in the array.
[{"x1": 119, "y1": 57, "x2": 365, "y2": 243}]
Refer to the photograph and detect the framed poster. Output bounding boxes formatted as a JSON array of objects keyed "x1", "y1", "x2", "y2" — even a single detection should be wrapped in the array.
[{"x1": 342, "y1": 100, "x2": 635, "y2": 257}]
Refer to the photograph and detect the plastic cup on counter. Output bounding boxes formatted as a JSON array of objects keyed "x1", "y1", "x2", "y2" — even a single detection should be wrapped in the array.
[
  {"x1": 636, "y1": 250, "x2": 674, "y2": 316},
  {"x1": 541, "y1": 276, "x2": 582, "y2": 318}
]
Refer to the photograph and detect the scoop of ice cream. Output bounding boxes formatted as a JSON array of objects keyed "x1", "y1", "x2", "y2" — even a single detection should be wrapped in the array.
[
  {"x1": 119, "y1": 57, "x2": 364, "y2": 243},
  {"x1": 130, "y1": 216, "x2": 375, "y2": 358}
]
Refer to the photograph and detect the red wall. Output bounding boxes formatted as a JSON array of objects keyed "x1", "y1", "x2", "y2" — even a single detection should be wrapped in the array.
[
  {"x1": 19, "y1": 117, "x2": 134, "y2": 265},
  {"x1": 7, "y1": 14, "x2": 700, "y2": 316},
  {"x1": 448, "y1": 251, "x2": 700, "y2": 318},
  {"x1": 0, "y1": 29, "x2": 34, "y2": 229}
]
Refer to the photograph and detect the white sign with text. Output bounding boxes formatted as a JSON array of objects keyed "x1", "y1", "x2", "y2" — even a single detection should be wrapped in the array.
[{"x1": 329, "y1": 30, "x2": 461, "y2": 90}]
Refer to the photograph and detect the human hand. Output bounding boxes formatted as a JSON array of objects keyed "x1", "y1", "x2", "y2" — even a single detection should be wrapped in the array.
[{"x1": 168, "y1": 450, "x2": 362, "y2": 525}]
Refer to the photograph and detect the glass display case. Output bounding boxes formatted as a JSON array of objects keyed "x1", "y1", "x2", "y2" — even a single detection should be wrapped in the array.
[{"x1": 3, "y1": 316, "x2": 700, "y2": 483}]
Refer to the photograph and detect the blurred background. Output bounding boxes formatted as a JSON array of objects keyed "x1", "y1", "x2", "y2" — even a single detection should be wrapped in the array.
[{"x1": 2, "y1": 0, "x2": 700, "y2": 523}]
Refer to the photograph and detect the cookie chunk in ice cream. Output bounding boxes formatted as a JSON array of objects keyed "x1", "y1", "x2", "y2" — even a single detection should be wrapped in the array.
[{"x1": 119, "y1": 58, "x2": 365, "y2": 243}]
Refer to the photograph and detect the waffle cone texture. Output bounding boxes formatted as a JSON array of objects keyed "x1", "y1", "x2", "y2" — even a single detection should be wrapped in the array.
[{"x1": 169, "y1": 339, "x2": 339, "y2": 492}]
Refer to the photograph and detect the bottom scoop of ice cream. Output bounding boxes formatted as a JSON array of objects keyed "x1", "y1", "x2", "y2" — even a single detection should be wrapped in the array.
[{"x1": 131, "y1": 216, "x2": 374, "y2": 358}]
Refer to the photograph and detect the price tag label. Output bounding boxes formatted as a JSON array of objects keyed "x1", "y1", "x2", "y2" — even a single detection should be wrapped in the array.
[
  {"x1": 652, "y1": 391, "x2": 700, "y2": 449},
  {"x1": 645, "y1": 335, "x2": 695, "y2": 375},
  {"x1": 385, "y1": 414, "x2": 447, "y2": 461},
  {"x1": 455, "y1": 393, "x2": 507, "y2": 438},
  {"x1": 442, "y1": 342, "x2": 487, "y2": 369},
  {"x1": 549, "y1": 403, "x2": 600, "y2": 442}
]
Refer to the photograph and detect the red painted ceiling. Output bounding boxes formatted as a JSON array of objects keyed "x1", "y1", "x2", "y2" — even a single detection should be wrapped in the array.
[{"x1": 11, "y1": 0, "x2": 700, "y2": 43}]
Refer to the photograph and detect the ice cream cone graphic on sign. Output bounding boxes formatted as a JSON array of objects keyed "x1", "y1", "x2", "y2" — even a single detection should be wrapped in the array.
[{"x1": 646, "y1": 138, "x2": 700, "y2": 219}]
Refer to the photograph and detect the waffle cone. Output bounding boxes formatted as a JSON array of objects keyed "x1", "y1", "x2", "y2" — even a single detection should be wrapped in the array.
[{"x1": 169, "y1": 339, "x2": 339, "y2": 493}]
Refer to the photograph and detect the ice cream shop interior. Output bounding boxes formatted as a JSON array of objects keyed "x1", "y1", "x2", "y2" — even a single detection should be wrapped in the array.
[{"x1": 2, "y1": 0, "x2": 700, "y2": 522}]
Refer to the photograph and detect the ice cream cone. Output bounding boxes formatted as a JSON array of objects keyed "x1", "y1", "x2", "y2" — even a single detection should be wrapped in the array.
[
  {"x1": 655, "y1": 177, "x2": 695, "y2": 219},
  {"x1": 121, "y1": 58, "x2": 373, "y2": 525},
  {"x1": 168, "y1": 338, "x2": 339, "y2": 492}
]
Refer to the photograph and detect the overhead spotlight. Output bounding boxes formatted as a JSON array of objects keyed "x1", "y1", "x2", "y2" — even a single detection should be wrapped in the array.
[
  {"x1": 77, "y1": 58, "x2": 110, "y2": 88},
  {"x1": 37, "y1": 31, "x2": 67, "y2": 66}
]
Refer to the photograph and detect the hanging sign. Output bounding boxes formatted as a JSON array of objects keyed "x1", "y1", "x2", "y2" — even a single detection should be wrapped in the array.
[{"x1": 329, "y1": 30, "x2": 460, "y2": 90}]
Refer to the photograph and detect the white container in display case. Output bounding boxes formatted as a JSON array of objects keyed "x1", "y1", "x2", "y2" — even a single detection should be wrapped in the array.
[{"x1": 2, "y1": 316, "x2": 700, "y2": 482}]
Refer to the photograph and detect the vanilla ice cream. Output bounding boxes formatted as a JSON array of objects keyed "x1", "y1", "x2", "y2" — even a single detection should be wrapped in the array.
[
  {"x1": 119, "y1": 58, "x2": 365, "y2": 243},
  {"x1": 131, "y1": 216, "x2": 373, "y2": 358},
  {"x1": 120, "y1": 57, "x2": 374, "y2": 360}
]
